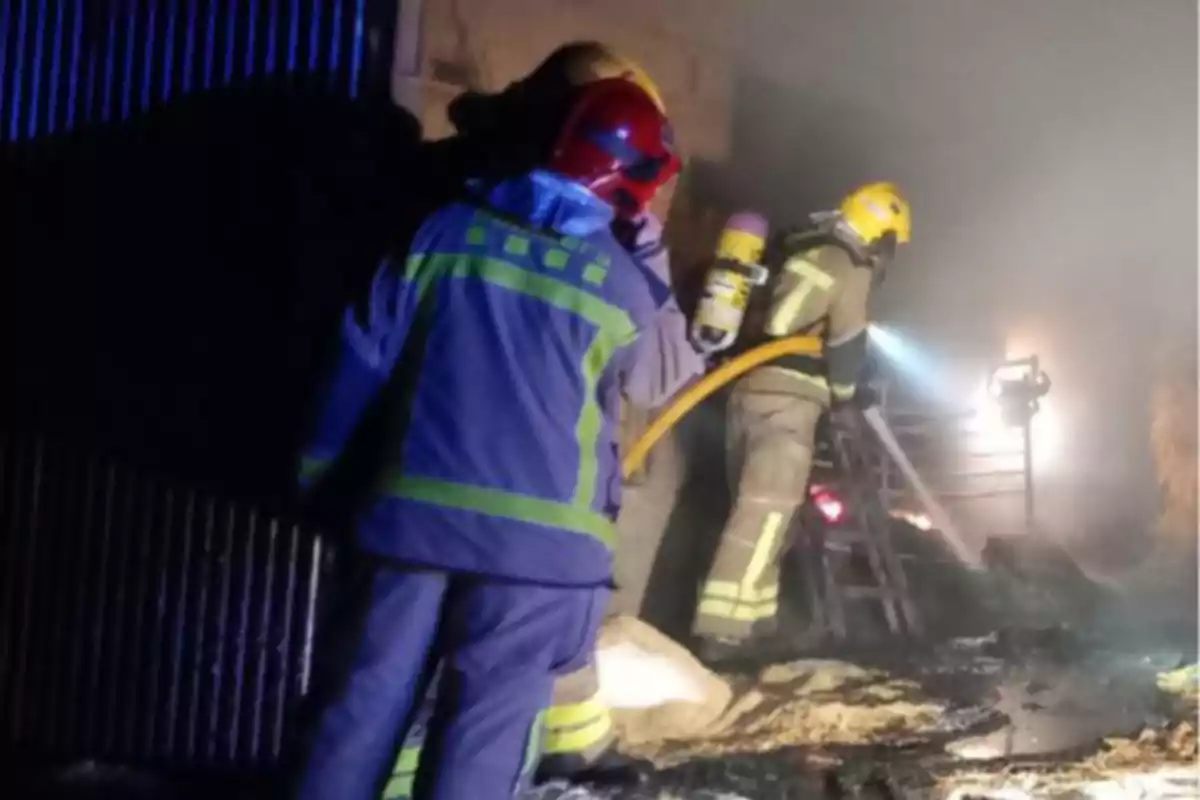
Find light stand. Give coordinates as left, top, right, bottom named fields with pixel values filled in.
left=988, top=356, right=1052, bottom=534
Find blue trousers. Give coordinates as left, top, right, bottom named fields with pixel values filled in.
left=294, top=564, right=607, bottom=800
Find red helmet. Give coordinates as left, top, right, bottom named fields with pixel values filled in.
left=549, top=78, right=682, bottom=219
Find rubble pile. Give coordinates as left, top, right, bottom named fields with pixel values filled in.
left=595, top=617, right=975, bottom=768
left=538, top=617, right=1197, bottom=800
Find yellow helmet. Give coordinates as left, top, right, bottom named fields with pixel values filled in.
left=839, top=182, right=911, bottom=245
left=541, top=42, right=667, bottom=113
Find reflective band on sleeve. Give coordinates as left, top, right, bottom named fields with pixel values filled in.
left=573, top=330, right=622, bottom=509
left=386, top=474, right=617, bottom=549
left=766, top=257, right=835, bottom=336
left=543, top=700, right=614, bottom=755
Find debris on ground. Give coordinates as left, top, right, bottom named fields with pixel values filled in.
left=933, top=724, right=1199, bottom=800
left=630, top=659, right=950, bottom=767
left=929, top=661, right=1199, bottom=800
left=544, top=624, right=1196, bottom=799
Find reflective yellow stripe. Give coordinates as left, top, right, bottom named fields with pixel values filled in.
left=543, top=700, right=614, bottom=755
left=832, top=382, right=856, bottom=400
left=401, top=247, right=635, bottom=541
left=504, top=234, right=531, bottom=256
left=785, top=257, right=835, bottom=285
left=408, top=253, right=636, bottom=344
left=699, top=512, right=785, bottom=624
left=545, top=698, right=608, bottom=729
left=547, top=705, right=619, bottom=758
left=392, top=745, right=421, bottom=773
left=382, top=774, right=413, bottom=799
left=743, top=510, right=783, bottom=595
left=386, top=715, right=547, bottom=798
left=701, top=579, right=779, bottom=602
left=582, top=261, right=609, bottom=286
left=383, top=745, right=423, bottom=799
left=522, top=710, right=547, bottom=776
left=386, top=474, right=616, bottom=549
left=573, top=329, right=621, bottom=509
left=697, top=597, right=779, bottom=622
left=766, top=257, right=834, bottom=336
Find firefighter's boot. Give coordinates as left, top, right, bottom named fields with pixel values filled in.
left=695, top=625, right=819, bottom=669
left=693, top=635, right=750, bottom=668
left=534, top=745, right=653, bottom=789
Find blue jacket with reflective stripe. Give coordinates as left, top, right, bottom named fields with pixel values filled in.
left=300, top=170, right=671, bottom=585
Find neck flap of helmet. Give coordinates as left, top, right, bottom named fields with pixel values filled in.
left=803, top=211, right=888, bottom=269
left=477, top=169, right=615, bottom=239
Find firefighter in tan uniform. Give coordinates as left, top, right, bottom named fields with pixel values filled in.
left=691, top=182, right=912, bottom=664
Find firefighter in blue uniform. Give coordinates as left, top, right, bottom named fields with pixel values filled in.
left=374, top=44, right=703, bottom=799
left=292, top=78, right=682, bottom=800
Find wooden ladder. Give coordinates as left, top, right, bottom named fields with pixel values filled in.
left=811, top=412, right=922, bottom=642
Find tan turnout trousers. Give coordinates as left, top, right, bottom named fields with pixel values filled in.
left=690, top=233, right=873, bottom=642
left=691, top=382, right=824, bottom=640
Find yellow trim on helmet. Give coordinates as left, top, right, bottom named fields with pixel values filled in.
left=571, top=46, right=667, bottom=114
left=616, top=59, right=667, bottom=114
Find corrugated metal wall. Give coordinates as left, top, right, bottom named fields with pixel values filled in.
left=0, top=0, right=390, bottom=145
left=0, top=0, right=405, bottom=772
left=0, top=433, right=327, bottom=767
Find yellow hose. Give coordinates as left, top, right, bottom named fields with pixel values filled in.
left=621, top=336, right=823, bottom=478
